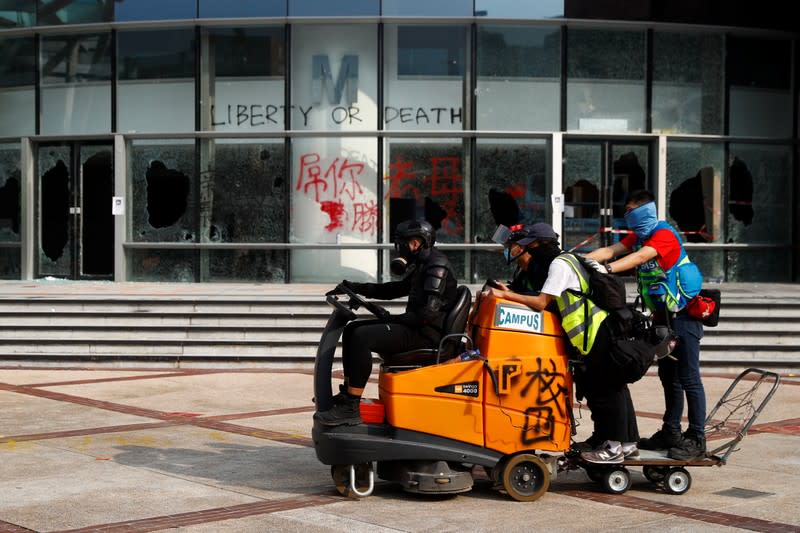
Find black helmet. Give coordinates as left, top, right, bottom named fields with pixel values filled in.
left=394, top=219, right=435, bottom=250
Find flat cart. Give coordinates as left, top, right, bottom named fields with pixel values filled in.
left=562, top=367, right=781, bottom=494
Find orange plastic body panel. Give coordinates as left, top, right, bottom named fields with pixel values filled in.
left=380, top=361, right=485, bottom=446
left=377, top=293, right=573, bottom=456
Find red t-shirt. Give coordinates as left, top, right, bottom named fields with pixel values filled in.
left=620, top=228, right=681, bottom=271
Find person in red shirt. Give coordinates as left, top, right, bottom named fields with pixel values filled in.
left=585, top=189, right=707, bottom=460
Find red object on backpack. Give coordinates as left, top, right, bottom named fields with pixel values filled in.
left=686, top=294, right=716, bottom=321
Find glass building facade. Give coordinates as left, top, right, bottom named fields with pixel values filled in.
left=0, top=1, right=797, bottom=284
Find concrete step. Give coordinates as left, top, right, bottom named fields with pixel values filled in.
left=0, top=281, right=798, bottom=367
left=0, top=340, right=321, bottom=356
left=0, top=326, right=325, bottom=342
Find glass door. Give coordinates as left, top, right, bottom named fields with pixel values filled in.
left=562, top=139, right=654, bottom=252
left=37, top=142, right=114, bottom=280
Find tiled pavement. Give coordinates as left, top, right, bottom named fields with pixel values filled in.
left=1, top=366, right=798, bottom=533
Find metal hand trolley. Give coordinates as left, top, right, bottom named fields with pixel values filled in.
left=561, top=368, right=781, bottom=495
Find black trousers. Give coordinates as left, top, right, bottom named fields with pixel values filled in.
left=341, top=318, right=439, bottom=389
left=573, top=321, right=640, bottom=443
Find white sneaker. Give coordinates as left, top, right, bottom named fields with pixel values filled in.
left=622, top=442, right=639, bottom=458
left=581, top=440, right=624, bottom=464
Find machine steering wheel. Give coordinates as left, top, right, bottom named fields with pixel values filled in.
left=326, top=282, right=390, bottom=320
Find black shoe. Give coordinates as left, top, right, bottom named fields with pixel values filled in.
left=668, top=430, right=707, bottom=460
left=638, top=425, right=682, bottom=450
left=332, top=383, right=348, bottom=405
left=314, top=396, right=362, bottom=427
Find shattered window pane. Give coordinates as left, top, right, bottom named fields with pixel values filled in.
left=652, top=32, right=723, bottom=135
left=129, top=248, right=195, bottom=283
left=725, top=143, right=792, bottom=282
left=129, top=140, right=196, bottom=243
left=567, top=28, right=646, bottom=132
left=0, top=143, right=21, bottom=242
left=207, top=250, right=285, bottom=283
left=473, top=139, right=548, bottom=284
left=0, top=143, right=21, bottom=279
left=384, top=139, right=466, bottom=281
left=666, top=140, right=792, bottom=282
left=36, top=144, right=72, bottom=276
left=201, top=140, right=287, bottom=282
left=203, top=141, right=286, bottom=243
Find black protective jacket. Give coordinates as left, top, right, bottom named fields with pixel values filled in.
left=351, top=248, right=458, bottom=338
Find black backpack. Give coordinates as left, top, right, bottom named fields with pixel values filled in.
left=562, top=253, right=628, bottom=312
left=561, top=254, right=673, bottom=379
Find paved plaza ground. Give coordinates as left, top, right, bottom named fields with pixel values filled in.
left=1, top=364, right=798, bottom=532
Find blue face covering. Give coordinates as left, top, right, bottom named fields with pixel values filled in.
left=503, top=245, right=526, bottom=264
left=624, top=201, right=658, bottom=239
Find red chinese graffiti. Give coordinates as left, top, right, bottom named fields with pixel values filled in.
left=296, top=152, right=375, bottom=234
left=385, top=154, right=464, bottom=235
left=319, top=200, right=347, bottom=232
left=385, top=155, right=421, bottom=201
left=353, top=200, right=378, bottom=233
left=429, top=156, right=464, bottom=235
left=295, top=152, right=466, bottom=236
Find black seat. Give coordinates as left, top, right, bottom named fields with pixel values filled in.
left=380, top=285, right=473, bottom=369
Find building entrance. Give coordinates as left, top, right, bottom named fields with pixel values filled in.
left=36, top=142, right=114, bottom=280
left=562, top=139, right=654, bottom=253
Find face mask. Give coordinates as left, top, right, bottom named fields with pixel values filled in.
left=624, top=201, right=658, bottom=239
left=504, top=245, right=525, bottom=264
left=391, top=239, right=420, bottom=275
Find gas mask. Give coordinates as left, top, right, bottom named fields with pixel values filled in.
left=390, top=239, right=417, bottom=275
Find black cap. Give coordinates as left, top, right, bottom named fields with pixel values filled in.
left=508, top=222, right=559, bottom=245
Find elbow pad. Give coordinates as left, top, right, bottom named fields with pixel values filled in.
left=423, top=265, right=448, bottom=297
left=422, top=265, right=450, bottom=318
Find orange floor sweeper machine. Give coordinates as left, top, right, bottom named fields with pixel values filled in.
left=312, top=281, right=574, bottom=501
left=311, top=282, right=780, bottom=501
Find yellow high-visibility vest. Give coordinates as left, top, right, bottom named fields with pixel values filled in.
left=555, top=254, right=609, bottom=356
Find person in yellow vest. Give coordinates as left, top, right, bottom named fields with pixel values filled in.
left=487, top=222, right=639, bottom=463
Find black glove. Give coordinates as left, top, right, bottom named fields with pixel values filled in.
left=325, top=280, right=350, bottom=296
left=325, top=286, right=344, bottom=296
left=344, top=280, right=368, bottom=294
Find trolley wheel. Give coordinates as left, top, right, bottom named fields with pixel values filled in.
left=501, top=454, right=551, bottom=502
left=602, top=467, right=631, bottom=494
left=643, top=465, right=668, bottom=483
left=331, top=463, right=373, bottom=498
left=664, top=467, right=692, bottom=495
